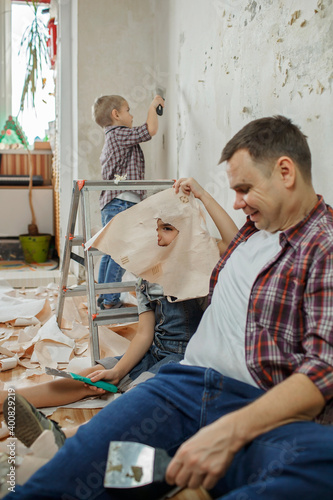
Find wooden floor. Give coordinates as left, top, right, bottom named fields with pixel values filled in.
left=0, top=288, right=212, bottom=500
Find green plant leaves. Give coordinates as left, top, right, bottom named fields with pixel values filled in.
left=19, top=0, right=49, bottom=111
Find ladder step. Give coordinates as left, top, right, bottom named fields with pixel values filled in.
left=70, top=252, right=85, bottom=266
left=87, top=248, right=106, bottom=256
left=60, top=281, right=137, bottom=297
left=92, top=307, right=139, bottom=325
left=69, top=241, right=115, bottom=257
left=68, top=236, right=84, bottom=246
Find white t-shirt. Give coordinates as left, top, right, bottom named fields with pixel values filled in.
left=116, top=192, right=141, bottom=203
left=181, top=230, right=281, bottom=387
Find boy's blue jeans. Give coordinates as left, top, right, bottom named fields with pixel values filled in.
left=9, top=364, right=333, bottom=500
left=98, top=198, right=136, bottom=306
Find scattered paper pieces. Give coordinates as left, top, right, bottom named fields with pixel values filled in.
left=0, top=430, right=59, bottom=488
left=0, top=295, right=46, bottom=323
left=35, top=299, right=52, bottom=325
left=98, top=326, right=131, bottom=360
left=0, top=356, right=18, bottom=371
left=0, top=280, right=14, bottom=295
left=0, top=421, right=9, bottom=440
left=66, top=356, right=92, bottom=373
left=12, top=317, right=40, bottom=327
left=21, top=367, right=47, bottom=378
left=63, top=322, right=89, bottom=340
left=0, top=346, right=16, bottom=357
left=74, top=343, right=88, bottom=356
left=30, top=316, right=75, bottom=365
left=60, top=317, right=73, bottom=330
left=16, top=359, right=42, bottom=370
left=40, top=392, right=121, bottom=413
left=0, top=275, right=137, bottom=473
left=0, top=284, right=91, bottom=380
left=32, top=315, right=75, bottom=347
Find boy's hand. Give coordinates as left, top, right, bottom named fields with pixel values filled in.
left=147, top=96, right=164, bottom=135
left=151, top=95, right=165, bottom=111
left=85, top=368, right=121, bottom=387
left=174, top=177, right=205, bottom=200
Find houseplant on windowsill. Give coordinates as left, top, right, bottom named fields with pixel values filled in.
left=17, top=0, right=52, bottom=263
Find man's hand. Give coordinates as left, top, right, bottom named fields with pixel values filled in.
left=166, top=373, right=326, bottom=491
left=165, top=415, right=241, bottom=490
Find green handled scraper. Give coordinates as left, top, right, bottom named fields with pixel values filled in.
left=45, top=366, right=118, bottom=393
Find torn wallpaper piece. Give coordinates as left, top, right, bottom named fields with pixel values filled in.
left=0, top=356, right=18, bottom=371
left=0, top=280, right=14, bottom=295
left=13, top=317, right=40, bottom=327
left=97, top=326, right=131, bottom=360
left=86, top=188, right=219, bottom=300
left=0, top=328, right=36, bottom=358
left=0, top=294, right=45, bottom=323
left=30, top=315, right=75, bottom=365
left=0, top=430, right=58, bottom=489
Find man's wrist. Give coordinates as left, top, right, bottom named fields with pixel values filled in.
left=218, top=410, right=256, bottom=452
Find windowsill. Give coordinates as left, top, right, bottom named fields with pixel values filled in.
left=0, top=149, right=53, bottom=155
left=0, top=185, right=53, bottom=189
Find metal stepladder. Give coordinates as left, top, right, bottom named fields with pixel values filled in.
left=56, top=179, right=174, bottom=364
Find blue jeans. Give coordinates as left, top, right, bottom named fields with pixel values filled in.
left=137, top=280, right=204, bottom=356
left=98, top=351, right=183, bottom=392
left=127, top=350, right=183, bottom=379
left=98, top=199, right=136, bottom=306
left=9, top=364, right=333, bottom=500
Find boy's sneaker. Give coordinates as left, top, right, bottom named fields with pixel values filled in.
left=100, top=301, right=123, bottom=310
left=3, top=394, right=66, bottom=449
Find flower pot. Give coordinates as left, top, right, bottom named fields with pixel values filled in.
left=19, top=234, right=51, bottom=263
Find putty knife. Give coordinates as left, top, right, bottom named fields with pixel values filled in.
left=45, top=366, right=118, bottom=393
left=104, top=441, right=172, bottom=489
left=156, top=87, right=166, bottom=116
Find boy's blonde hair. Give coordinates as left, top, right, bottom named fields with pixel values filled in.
left=92, top=95, right=126, bottom=128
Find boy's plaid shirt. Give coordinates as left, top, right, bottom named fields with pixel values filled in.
left=209, top=196, right=333, bottom=424
left=99, top=124, right=151, bottom=210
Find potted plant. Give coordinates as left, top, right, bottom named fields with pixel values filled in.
left=17, top=0, right=52, bottom=263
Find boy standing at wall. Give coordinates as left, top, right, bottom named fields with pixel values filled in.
left=92, top=94, right=165, bottom=309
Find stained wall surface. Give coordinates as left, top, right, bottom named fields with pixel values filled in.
left=73, top=0, right=333, bottom=236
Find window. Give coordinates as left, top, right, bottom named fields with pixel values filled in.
left=11, top=1, right=55, bottom=145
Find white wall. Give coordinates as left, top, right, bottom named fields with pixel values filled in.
left=155, top=0, right=333, bottom=234
left=75, top=0, right=159, bottom=231
left=59, top=0, right=333, bottom=246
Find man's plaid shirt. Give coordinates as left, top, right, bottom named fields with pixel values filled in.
left=209, top=196, right=333, bottom=424
left=99, top=124, right=151, bottom=210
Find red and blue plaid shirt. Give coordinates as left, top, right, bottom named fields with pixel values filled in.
left=209, top=196, right=333, bottom=424
left=99, top=123, right=151, bottom=210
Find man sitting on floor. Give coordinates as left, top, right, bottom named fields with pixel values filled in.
left=5, top=115, right=333, bottom=500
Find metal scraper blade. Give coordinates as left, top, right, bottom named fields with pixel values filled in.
left=104, top=441, right=155, bottom=488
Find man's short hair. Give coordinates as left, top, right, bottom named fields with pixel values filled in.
left=92, top=95, right=126, bottom=128
left=220, top=115, right=312, bottom=181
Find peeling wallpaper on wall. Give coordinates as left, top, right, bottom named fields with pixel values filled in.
left=221, top=1, right=332, bottom=106
left=160, top=0, right=333, bottom=232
